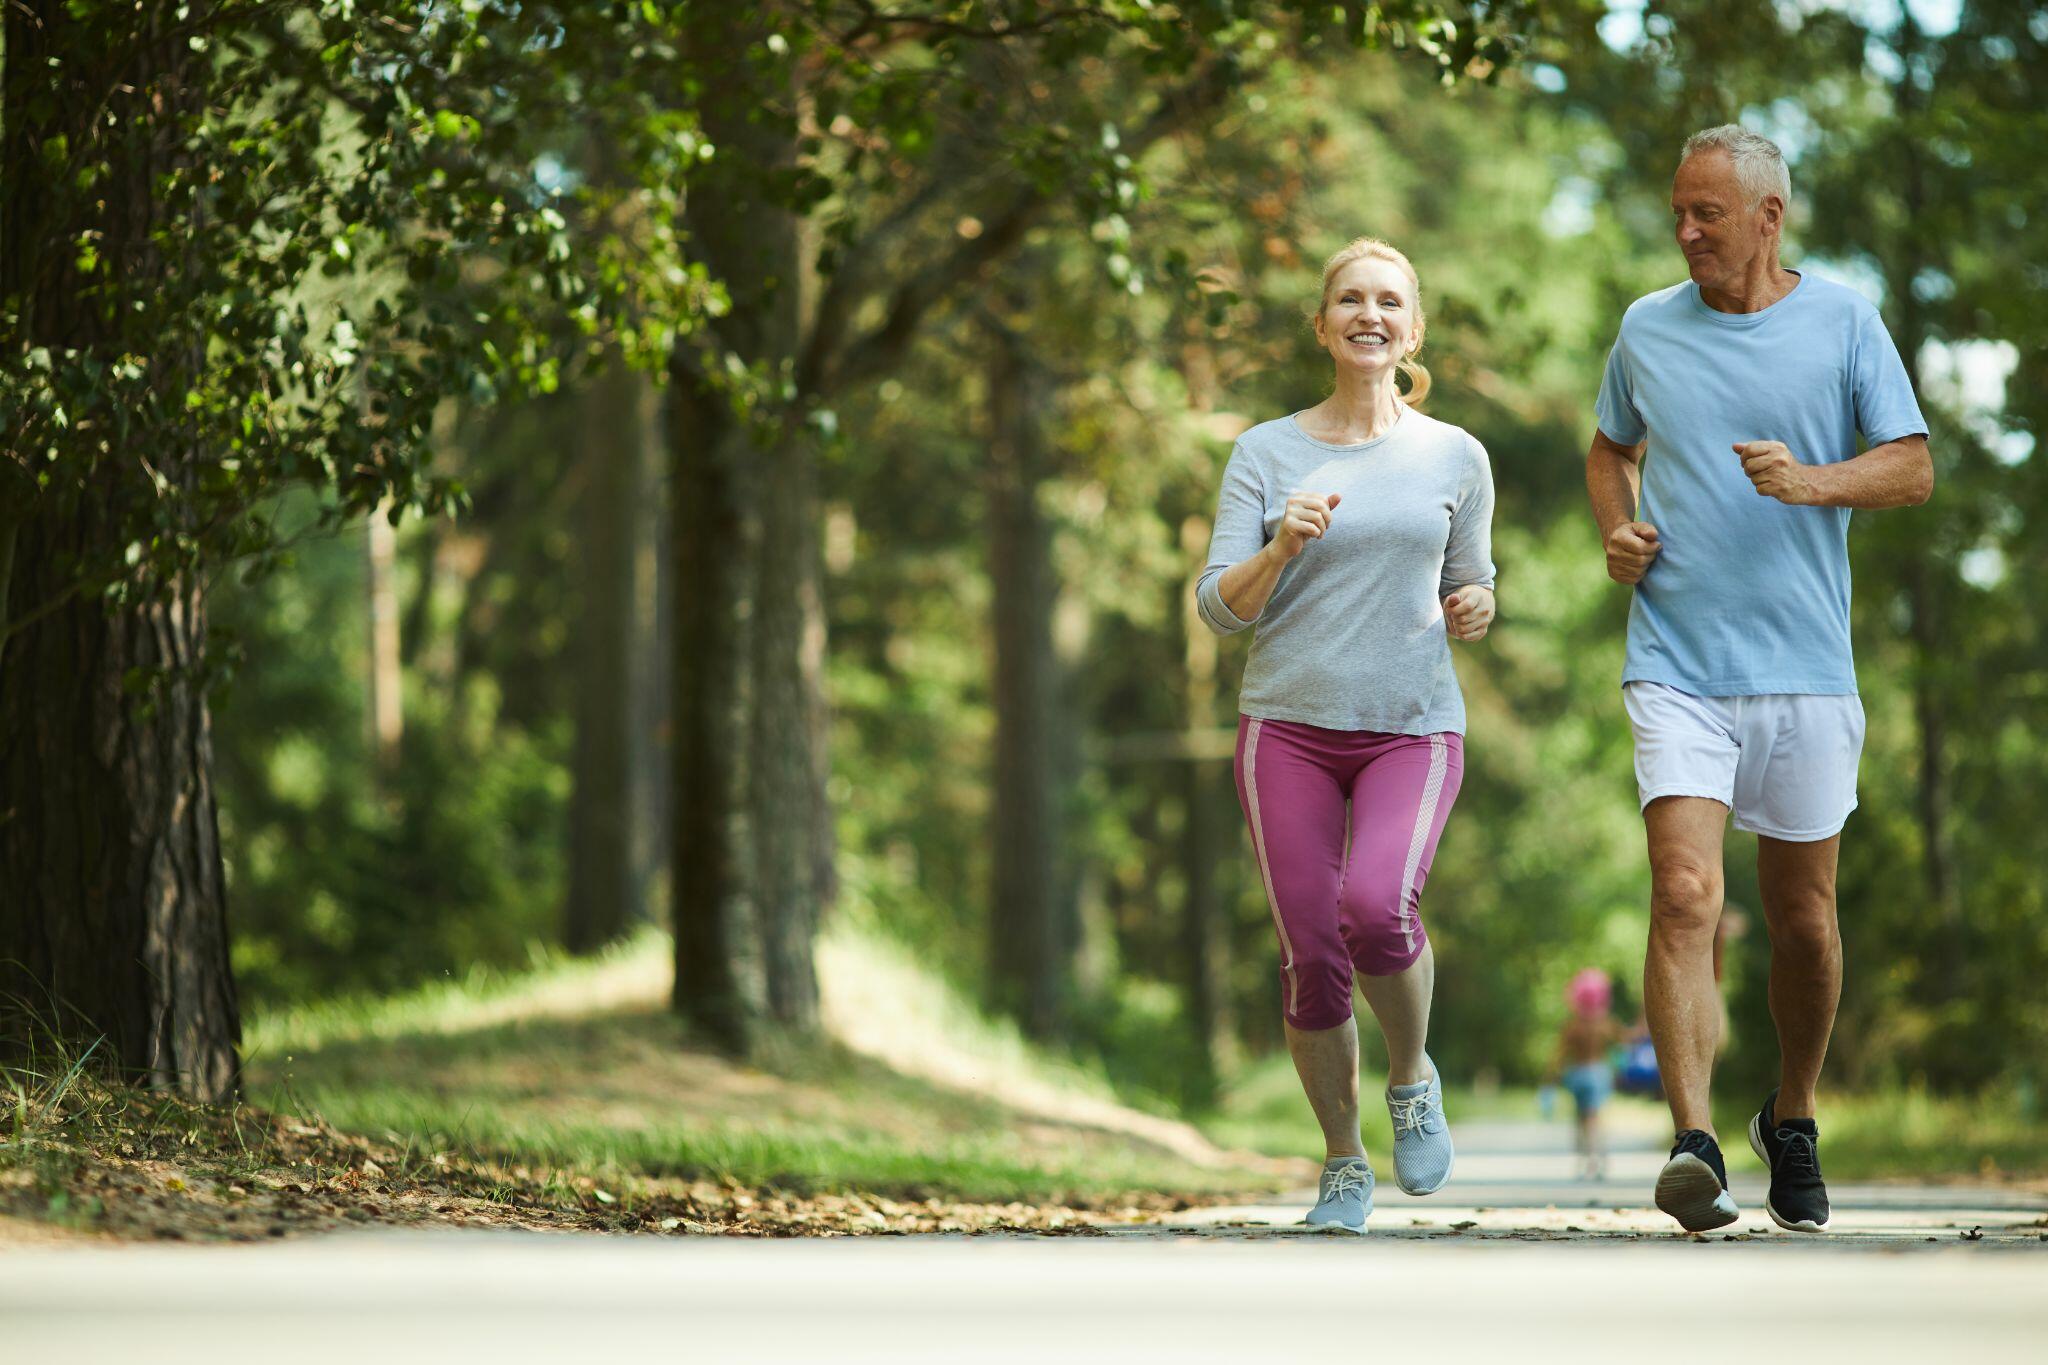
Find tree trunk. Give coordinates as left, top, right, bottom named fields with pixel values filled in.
left=669, top=18, right=827, bottom=1042
left=669, top=372, right=758, bottom=1049
left=984, top=320, right=1071, bottom=1040
left=0, top=521, right=241, bottom=1100
left=1885, top=12, right=1961, bottom=937
left=629, top=374, right=671, bottom=938
left=1179, top=515, right=1230, bottom=1092
left=749, top=426, right=829, bottom=1028
left=0, top=3, right=239, bottom=1099
left=566, top=361, right=645, bottom=954
left=365, top=502, right=404, bottom=775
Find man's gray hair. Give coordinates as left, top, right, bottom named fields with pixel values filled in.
left=1681, top=125, right=1791, bottom=210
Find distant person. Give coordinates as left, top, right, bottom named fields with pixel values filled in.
left=1196, top=236, right=1496, bottom=1233
left=1611, top=1014, right=1662, bottom=1101
left=1585, top=125, right=1932, bottom=1234
left=1547, top=969, right=1626, bottom=1181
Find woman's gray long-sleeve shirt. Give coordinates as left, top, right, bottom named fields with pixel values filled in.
left=1195, top=408, right=1496, bottom=736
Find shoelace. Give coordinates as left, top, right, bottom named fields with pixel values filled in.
left=1388, top=1091, right=1438, bottom=1137
left=1673, top=1130, right=1716, bottom=1160
left=1321, top=1163, right=1371, bottom=1202
left=1775, top=1126, right=1821, bottom=1174
left=1671, top=1131, right=1725, bottom=1183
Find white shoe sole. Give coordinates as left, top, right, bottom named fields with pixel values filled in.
left=1303, top=1217, right=1370, bottom=1235
left=1654, top=1152, right=1740, bottom=1232
left=1747, top=1112, right=1831, bottom=1233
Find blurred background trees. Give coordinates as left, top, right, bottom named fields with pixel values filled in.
left=5, top=1, right=2041, bottom=1116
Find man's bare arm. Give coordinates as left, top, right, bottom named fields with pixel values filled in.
left=1586, top=430, right=1660, bottom=585
left=1735, top=434, right=1933, bottom=510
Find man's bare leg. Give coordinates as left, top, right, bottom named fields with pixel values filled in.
left=1755, top=833, right=1843, bottom=1121
left=1643, top=797, right=1729, bottom=1135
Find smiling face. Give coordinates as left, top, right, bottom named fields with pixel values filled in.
left=1671, top=148, right=1780, bottom=292
left=1313, top=256, right=1420, bottom=381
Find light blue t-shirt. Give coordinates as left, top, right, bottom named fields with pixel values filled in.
left=1595, top=271, right=1927, bottom=696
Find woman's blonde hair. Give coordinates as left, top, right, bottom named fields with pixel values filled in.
left=1314, top=237, right=1431, bottom=407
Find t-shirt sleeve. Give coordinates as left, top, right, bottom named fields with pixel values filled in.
left=1593, top=330, right=1647, bottom=446
left=1194, top=442, right=1268, bottom=636
left=1851, top=308, right=1929, bottom=447
left=1440, top=436, right=1497, bottom=599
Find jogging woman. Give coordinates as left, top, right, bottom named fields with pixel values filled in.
left=1195, top=237, right=1496, bottom=1233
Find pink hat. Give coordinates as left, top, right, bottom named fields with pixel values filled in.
left=1567, top=968, right=1612, bottom=1018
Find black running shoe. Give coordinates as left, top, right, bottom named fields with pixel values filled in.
left=1748, top=1088, right=1830, bottom=1233
left=1654, top=1128, right=1740, bottom=1231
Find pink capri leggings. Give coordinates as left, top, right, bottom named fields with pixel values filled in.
left=1232, top=715, right=1464, bottom=1031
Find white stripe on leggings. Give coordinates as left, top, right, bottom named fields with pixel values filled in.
left=1397, top=733, right=1449, bottom=956
left=1243, top=719, right=1300, bottom=1018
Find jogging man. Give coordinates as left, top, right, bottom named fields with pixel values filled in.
left=1585, top=125, right=1932, bottom=1233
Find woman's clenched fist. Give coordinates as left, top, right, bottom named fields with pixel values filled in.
left=1271, top=490, right=1342, bottom=561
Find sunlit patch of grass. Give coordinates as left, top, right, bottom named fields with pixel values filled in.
left=242, top=930, right=670, bottom=1059
left=817, top=919, right=1131, bottom=1113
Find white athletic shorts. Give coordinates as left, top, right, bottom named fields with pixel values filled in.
left=1622, top=681, right=1865, bottom=842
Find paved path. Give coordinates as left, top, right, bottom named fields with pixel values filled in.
left=1163, top=1116, right=2048, bottom=1242
left=6, top=1120, right=2042, bottom=1363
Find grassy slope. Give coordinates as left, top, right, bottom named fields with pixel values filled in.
left=238, top=927, right=1291, bottom=1207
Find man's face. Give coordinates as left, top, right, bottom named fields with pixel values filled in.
left=1670, top=150, right=1776, bottom=291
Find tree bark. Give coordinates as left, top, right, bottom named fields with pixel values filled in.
left=0, top=518, right=241, bottom=1100
left=984, top=319, right=1072, bottom=1040
left=566, top=361, right=646, bottom=954
left=669, top=18, right=825, bottom=1042
left=669, top=369, right=758, bottom=1049
left=0, top=3, right=240, bottom=1098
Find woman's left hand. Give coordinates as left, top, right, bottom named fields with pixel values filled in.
left=1443, top=585, right=1494, bottom=642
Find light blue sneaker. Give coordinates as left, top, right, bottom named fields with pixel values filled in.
left=1386, top=1054, right=1454, bottom=1195
left=1303, top=1156, right=1373, bottom=1234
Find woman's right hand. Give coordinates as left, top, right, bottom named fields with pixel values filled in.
left=1270, top=490, right=1342, bottom=562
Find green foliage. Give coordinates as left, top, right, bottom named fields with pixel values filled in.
left=211, top=494, right=567, bottom=1005
left=2, top=1, right=707, bottom=620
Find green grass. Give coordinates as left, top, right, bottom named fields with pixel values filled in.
left=282, top=1081, right=1250, bottom=1205
left=242, top=929, right=672, bottom=1058
left=239, top=925, right=1285, bottom=1208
